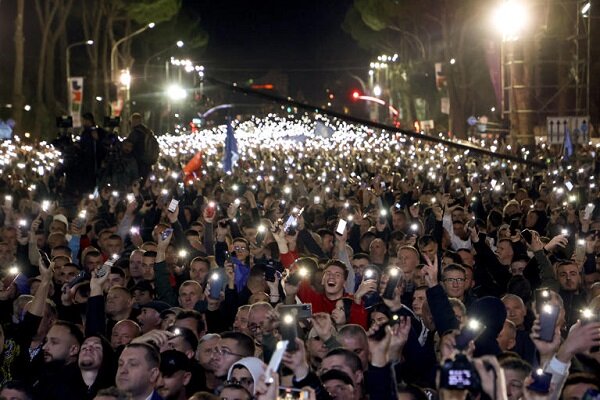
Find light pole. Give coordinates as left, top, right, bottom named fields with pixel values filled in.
left=110, top=22, right=155, bottom=84
left=492, top=0, right=531, bottom=145
left=66, top=40, right=93, bottom=104
left=110, top=22, right=155, bottom=124
left=143, top=40, right=184, bottom=82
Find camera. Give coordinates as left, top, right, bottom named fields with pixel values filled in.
left=56, top=115, right=73, bottom=128
left=103, top=116, right=120, bottom=128
left=439, top=353, right=481, bottom=391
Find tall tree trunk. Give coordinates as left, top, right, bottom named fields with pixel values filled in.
left=12, top=0, right=25, bottom=135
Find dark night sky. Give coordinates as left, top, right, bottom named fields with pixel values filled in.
left=183, top=0, right=370, bottom=102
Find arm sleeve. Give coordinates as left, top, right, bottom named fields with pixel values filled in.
left=203, top=222, right=215, bottom=256
left=426, top=284, right=459, bottom=334
left=366, top=363, right=398, bottom=400
left=85, top=295, right=106, bottom=337
left=297, top=229, right=326, bottom=259
left=292, top=371, right=333, bottom=400
left=535, top=249, right=560, bottom=291
left=583, top=253, right=597, bottom=275
left=336, top=245, right=355, bottom=294
left=153, top=261, right=179, bottom=306
left=215, top=241, right=229, bottom=267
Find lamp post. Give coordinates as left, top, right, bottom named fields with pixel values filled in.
left=492, top=0, right=531, bottom=146
left=66, top=40, right=93, bottom=105
left=143, top=40, right=184, bottom=82
left=110, top=22, right=155, bottom=124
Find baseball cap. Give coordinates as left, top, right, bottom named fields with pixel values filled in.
left=160, top=350, right=191, bottom=376
left=53, top=214, right=69, bottom=230
left=130, top=280, right=155, bottom=295
left=140, top=300, right=171, bottom=314
left=320, top=369, right=354, bottom=387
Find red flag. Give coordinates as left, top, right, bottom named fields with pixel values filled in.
left=183, top=151, right=203, bottom=185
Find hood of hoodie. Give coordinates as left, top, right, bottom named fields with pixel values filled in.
left=226, top=357, right=266, bottom=394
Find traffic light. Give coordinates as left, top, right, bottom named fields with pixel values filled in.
left=351, top=89, right=361, bottom=100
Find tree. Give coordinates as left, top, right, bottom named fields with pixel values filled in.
left=12, top=0, right=25, bottom=134
left=343, top=0, right=497, bottom=138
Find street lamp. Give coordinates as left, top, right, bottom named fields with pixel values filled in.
left=110, top=22, right=155, bottom=84
left=166, top=84, right=186, bottom=101
left=373, top=85, right=382, bottom=97
left=110, top=22, right=154, bottom=126
left=143, top=41, right=184, bottom=82
left=492, top=0, right=528, bottom=41
left=66, top=40, right=93, bottom=100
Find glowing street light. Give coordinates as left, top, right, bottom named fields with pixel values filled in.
left=492, top=0, right=529, bottom=41
left=119, top=69, right=131, bottom=88
left=581, top=2, right=590, bottom=15
left=176, top=40, right=184, bottom=48
left=167, top=84, right=187, bottom=101
left=373, top=85, right=382, bottom=97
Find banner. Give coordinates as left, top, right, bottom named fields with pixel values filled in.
left=68, top=77, right=84, bottom=128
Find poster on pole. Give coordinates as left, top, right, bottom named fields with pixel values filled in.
left=68, top=77, right=84, bottom=128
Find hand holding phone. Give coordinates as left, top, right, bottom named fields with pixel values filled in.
left=168, top=199, right=179, bottom=213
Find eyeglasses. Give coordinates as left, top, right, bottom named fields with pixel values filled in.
left=247, top=323, right=262, bottom=333
left=227, top=377, right=253, bottom=387
left=443, top=278, right=465, bottom=284
left=211, top=347, right=245, bottom=358
left=234, top=246, right=248, bottom=252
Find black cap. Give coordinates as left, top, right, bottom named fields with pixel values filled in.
left=130, top=280, right=155, bottom=295
left=320, top=370, right=354, bottom=387
left=140, top=300, right=171, bottom=314
left=160, top=350, right=191, bottom=376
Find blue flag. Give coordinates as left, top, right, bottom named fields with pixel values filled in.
left=563, top=126, right=574, bottom=160
left=223, top=118, right=239, bottom=173
left=314, top=121, right=334, bottom=138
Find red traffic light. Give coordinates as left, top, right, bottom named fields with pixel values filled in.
left=351, top=90, right=361, bottom=100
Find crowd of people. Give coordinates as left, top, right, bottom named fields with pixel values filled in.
left=0, top=112, right=599, bottom=400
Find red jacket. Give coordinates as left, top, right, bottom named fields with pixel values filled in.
left=297, top=280, right=368, bottom=328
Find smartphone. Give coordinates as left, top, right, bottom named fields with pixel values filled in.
left=362, top=267, right=380, bottom=283
left=526, top=369, right=552, bottom=394
left=565, top=181, right=574, bottom=191
left=38, top=250, right=51, bottom=268
left=535, top=288, right=551, bottom=315
left=509, top=219, right=520, bottom=235
left=283, top=214, right=300, bottom=235
left=538, top=303, right=559, bottom=342
left=18, top=219, right=28, bottom=236
left=208, top=269, right=225, bottom=299
left=96, top=258, right=115, bottom=279
left=584, top=203, right=596, bottom=220
left=168, top=199, right=179, bottom=213
left=67, top=270, right=88, bottom=288
left=265, top=340, right=288, bottom=383
left=378, top=209, right=387, bottom=225
left=455, top=319, right=486, bottom=350
left=335, top=219, right=347, bottom=236
left=370, top=321, right=390, bottom=341
left=490, top=179, right=497, bottom=188
left=521, top=229, right=533, bottom=244
left=264, top=265, right=276, bottom=282
left=161, top=228, right=173, bottom=241
left=581, top=308, right=600, bottom=352
left=278, top=304, right=312, bottom=320
left=382, top=268, right=402, bottom=300
left=279, top=313, right=298, bottom=351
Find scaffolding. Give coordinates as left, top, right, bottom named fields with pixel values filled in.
left=501, top=0, right=591, bottom=143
